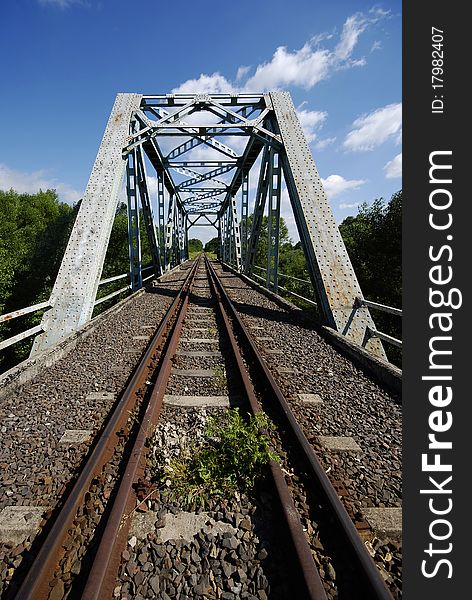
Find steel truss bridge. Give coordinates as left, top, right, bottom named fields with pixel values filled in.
left=2, top=91, right=396, bottom=360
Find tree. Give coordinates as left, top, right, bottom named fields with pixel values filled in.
left=339, top=190, right=401, bottom=308
left=0, top=194, right=154, bottom=371
left=245, top=215, right=290, bottom=268
left=339, top=190, right=402, bottom=365
left=188, top=238, right=203, bottom=255
left=0, top=189, right=77, bottom=369
left=204, top=237, right=219, bottom=255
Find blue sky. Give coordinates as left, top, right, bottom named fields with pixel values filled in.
left=0, top=0, right=401, bottom=243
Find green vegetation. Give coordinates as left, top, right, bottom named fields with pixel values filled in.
left=188, top=238, right=203, bottom=258
left=0, top=192, right=151, bottom=372
left=158, top=409, right=278, bottom=508
left=339, top=191, right=402, bottom=365
left=212, top=365, right=227, bottom=388
left=0, top=189, right=77, bottom=369
left=0, top=186, right=401, bottom=371
left=204, top=236, right=218, bottom=258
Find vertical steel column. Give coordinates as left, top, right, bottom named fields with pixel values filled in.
left=172, top=202, right=180, bottom=267
left=245, top=146, right=271, bottom=274
left=224, top=209, right=230, bottom=264
left=165, top=195, right=175, bottom=271
left=221, top=210, right=227, bottom=263
left=126, top=150, right=143, bottom=290
left=240, top=170, right=249, bottom=265
left=183, top=215, right=189, bottom=260
left=231, top=196, right=242, bottom=271
left=266, top=151, right=281, bottom=292
left=178, top=207, right=186, bottom=263
left=136, top=147, right=162, bottom=277
left=226, top=209, right=234, bottom=265
left=226, top=208, right=232, bottom=265
left=157, top=173, right=166, bottom=269
left=217, top=218, right=223, bottom=260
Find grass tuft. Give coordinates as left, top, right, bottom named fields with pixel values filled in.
left=156, top=408, right=277, bottom=508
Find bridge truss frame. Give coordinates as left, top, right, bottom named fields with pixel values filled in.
left=31, top=91, right=385, bottom=359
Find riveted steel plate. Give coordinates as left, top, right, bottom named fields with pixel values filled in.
left=270, top=91, right=385, bottom=358
left=32, top=93, right=142, bottom=354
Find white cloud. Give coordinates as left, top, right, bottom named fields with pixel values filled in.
left=343, top=103, right=402, bottom=152
left=384, top=152, right=402, bottom=179
left=339, top=201, right=361, bottom=209
left=315, top=137, right=337, bottom=150
left=172, top=73, right=235, bottom=94
left=243, top=43, right=332, bottom=91
left=334, top=13, right=368, bottom=62
left=0, top=163, right=81, bottom=204
left=236, top=66, right=251, bottom=81
left=173, top=10, right=388, bottom=95
left=146, top=175, right=158, bottom=197
left=321, top=174, right=366, bottom=199
left=296, top=109, right=327, bottom=143
left=371, top=40, right=382, bottom=52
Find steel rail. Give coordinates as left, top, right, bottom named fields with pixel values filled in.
left=81, top=257, right=200, bottom=599
left=205, top=256, right=327, bottom=600
left=13, top=261, right=199, bottom=600
left=207, top=259, right=394, bottom=600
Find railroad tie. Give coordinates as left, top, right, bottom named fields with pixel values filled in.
left=163, top=395, right=231, bottom=407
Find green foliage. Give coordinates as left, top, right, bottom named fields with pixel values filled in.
left=247, top=215, right=290, bottom=268
left=0, top=193, right=154, bottom=371
left=0, top=189, right=76, bottom=313
left=188, top=238, right=203, bottom=252
left=339, top=190, right=402, bottom=364
left=188, top=238, right=203, bottom=258
left=0, top=189, right=77, bottom=369
left=204, top=237, right=219, bottom=256
left=159, top=409, right=278, bottom=508
left=339, top=191, right=401, bottom=307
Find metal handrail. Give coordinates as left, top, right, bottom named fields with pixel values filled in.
left=0, top=302, right=51, bottom=352
left=356, top=297, right=402, bottom=317
left=0, top=301, right=51, bottom=324
left=0, top=324, right=44, bottom=352
left=94, top=285, right=131, bottom=307
left=251, top=273, right=317, bottom=307
left=248, top=267, right=402, bottom=350
left=366, top=327, right=402, bottom=348
left=253, top=265, right=311, bottom=285
left=1, top=266, right=158, bottom=355
left=99, top=273, right=128, bottom=286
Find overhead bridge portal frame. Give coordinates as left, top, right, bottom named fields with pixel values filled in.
left=31, top=92, right=385, bottom=359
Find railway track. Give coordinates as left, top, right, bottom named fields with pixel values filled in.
left=2, top=255, right=400, bottom=599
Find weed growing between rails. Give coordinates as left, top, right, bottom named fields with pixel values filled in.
left=149, top=408, right=278, bottom=509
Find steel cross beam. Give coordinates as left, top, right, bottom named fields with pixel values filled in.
left=31, top=90, right=386, bottom=363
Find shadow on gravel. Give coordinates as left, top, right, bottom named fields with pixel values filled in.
left=144, top=286, right=181, bottom=299
left=230, top=299, right=317, bottom=330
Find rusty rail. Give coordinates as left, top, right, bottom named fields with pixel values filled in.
left=205, top=257, right=327, bottom=599
left=81, top=258, right=199, bottom=599
left=13, top=260, right=199, bottom=600
left=207, top=257, right=393, bottom=600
